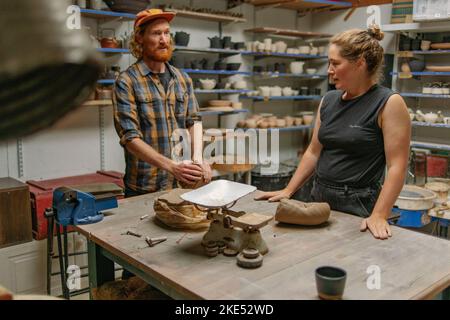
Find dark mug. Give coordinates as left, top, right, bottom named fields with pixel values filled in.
left=253, top=66, right=263, bottom=73
left=313, top=88, right=321, bottom=96
left=191, top=60, right=201, bottom=70
left=315, top=266, right=347, bottom=300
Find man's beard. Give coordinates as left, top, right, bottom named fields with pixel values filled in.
left=145, top=45, right=173, bottom=62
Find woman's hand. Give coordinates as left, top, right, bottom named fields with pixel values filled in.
left=360, top=214, right=392, bottom=240
left=254, top=188, right=293, bottom=202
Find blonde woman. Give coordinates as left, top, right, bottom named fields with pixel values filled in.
left=256, top=26, right=411, bottom=240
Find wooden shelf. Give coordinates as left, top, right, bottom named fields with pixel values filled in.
left=412, top=121, right=450, bottom=128
left=244, top=27, right=332, bottom=38
left=253, top=72, right=327, bottom=78
left=97, top=48, right=130, bottom=54
left=163, top=7, right=246, bottom=23
left=241, top=95, right=322, bottom=101
left=260, top=125, right=313, bottom=131
left=411, top=141, right=450, bottom=152
left=382, top=21, right=450, bottom=33
left=391, top=72, right=450, bottom=77
left=401, top=93, right=450, bottom=99
left=194, top=89, right=252, bottom=94
left=80, top=8, right=135, bottom=20
left=83, top=100, right=113, bottom=106
left=197, top=109, right=249, bottom=116
left=182, top=69, right=252, bottom=76
left=241, top=51, right=327, bottom=59
left=247, top=0, right=352, bottom=12
left=174, top=46, right=241, bottom=55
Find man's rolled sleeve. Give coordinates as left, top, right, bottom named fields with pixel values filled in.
left=184, top=75, right=199, bottom=128
left=113, top=76, right=143, bottom=146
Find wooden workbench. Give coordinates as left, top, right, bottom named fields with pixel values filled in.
left=75, top=191, right=450, bottom=300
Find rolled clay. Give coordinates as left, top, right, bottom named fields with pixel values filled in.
left=275, top=198, right=330, bottom=225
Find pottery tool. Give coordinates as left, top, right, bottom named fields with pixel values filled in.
left=180, top=180, right=272, bottom=256
left=145, top=236, right=167, bottom=247
left=122, top=230, right=142, bottom=237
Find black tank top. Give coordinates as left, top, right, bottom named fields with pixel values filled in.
left=316, top=84, right=396, bottom=187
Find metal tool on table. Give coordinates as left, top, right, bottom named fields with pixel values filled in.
left=45, top=186, right=118, bottom=299
left=180, top=180, right=272, bottom=255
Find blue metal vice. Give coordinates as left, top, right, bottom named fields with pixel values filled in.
left=52, top=187, right=118, bottom=226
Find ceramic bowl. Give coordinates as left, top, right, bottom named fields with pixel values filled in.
left=315, top=266, right=347, bottom=300
left=306, top=68, right=317, bottom=75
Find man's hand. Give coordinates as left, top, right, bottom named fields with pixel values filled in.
left=197, top=162, right=212, bottom=184
left=170, top=161, right=203, bottom=186
left=360, top=214, right=392, bottom=240
left=254, top=188, right=293, bottom=202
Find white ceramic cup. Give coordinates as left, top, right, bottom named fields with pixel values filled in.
left=421, top=40, right=431, bottom=51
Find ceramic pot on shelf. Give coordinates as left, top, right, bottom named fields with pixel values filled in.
left=175, top=31, right=190, bottom=46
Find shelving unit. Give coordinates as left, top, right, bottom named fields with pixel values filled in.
left=194, top=89, right=252, bottom=94
left=97, top=48, right=130, bottom=54
left=181, top=69, right=252, bottom=76
left=162, top=7, right=246, bottom=23
left=401, top=93, right=450, bottom=99
left=174, top=46, right=241, bottom=56
left=241, top=51, right=327, bottom=59
left=412, top=122, right=450, bottom=128
left=257, top=125, right=313, bottom=132
left=197, top=109, right=249, bottom=116
left=253, top=72, right=327, bottom=78
left=409, top=50, right=450, bottom=55
left=82, top=100, right=113, bottom=106
left=80, top=8, right=135, bottom=20
left=83, top=4, right=326, bottom=172
left=411, top=141, right=450, bottom=152
left=242, top=95, right=322, bottom=101
left=382, top=21, right=450, bottom=33
left=391, top=72, right=450, bottom=77
left=387, top=22, right=450, bottom=156
left=244, top=27, right=332, bottom=39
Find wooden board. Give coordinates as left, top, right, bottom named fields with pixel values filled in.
left=426, top=66, right=450, bottom=72
left=0, top=178, right=32, bottom=248
left=245, top=27, right=332, bottom=38
left=76, top=191, right=450, bottom=300
left=163, top=8, right=246, bottom=23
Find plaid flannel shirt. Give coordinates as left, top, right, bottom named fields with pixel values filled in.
left=113, top=60, right=199, bottom=193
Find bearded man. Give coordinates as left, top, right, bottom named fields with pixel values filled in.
left=113, top=9, right=211, bottom=198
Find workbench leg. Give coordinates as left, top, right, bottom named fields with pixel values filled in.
left=245, top=170, right=251, bottom=185
left=87, top=240, right=115, bottom=300
left=442, top=286, right=450, bottom=300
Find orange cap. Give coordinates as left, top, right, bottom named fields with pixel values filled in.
left=134, top=8, right=176, bottom=30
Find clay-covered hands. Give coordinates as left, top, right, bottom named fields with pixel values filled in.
left=196, top=161, right=212, bottom=184
left=360, top=214, right=392, bottom=240
left=170, top=160, right=212, bottom=187
left=254, top=188, right=293, bottom=202
left=170, top=160, right=204, bottom=186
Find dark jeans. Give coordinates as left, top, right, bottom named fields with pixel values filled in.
left=310, top=177, right=381, bottom=218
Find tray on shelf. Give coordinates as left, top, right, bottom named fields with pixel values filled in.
left=430, top=43, right=450, bottom=50
left=426, top=66, right=450, bottom=72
